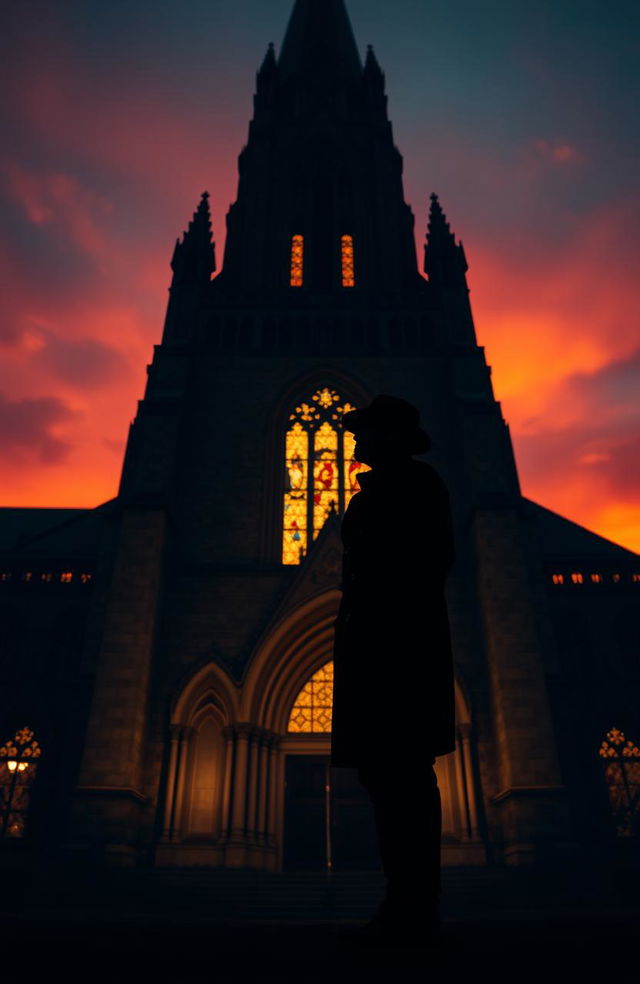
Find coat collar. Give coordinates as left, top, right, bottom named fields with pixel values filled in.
left=357, top=458, right=418, bottom=491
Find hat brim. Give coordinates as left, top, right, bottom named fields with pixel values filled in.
left=342, top=408, right=431, bottom=454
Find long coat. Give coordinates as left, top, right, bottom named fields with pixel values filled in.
left=330, top=457, right=456, bottom=768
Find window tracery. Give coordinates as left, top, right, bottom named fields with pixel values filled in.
left=288, top=662, right=334, bottom=733
left=0, top=727, right=41, bottom=838
left=282, top=387, right=369, bottom=564
left=599, top=727, right=640, bottom=838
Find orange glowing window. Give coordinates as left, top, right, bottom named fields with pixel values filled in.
left=288, top=662, right=334, bottom=733
left=612, top=573, right=621, bottom=584
left=552, top=574, right=564, bottom=585
left=633, top=574, right=640, bottom=584
left=341, top=235, right=355, bottom=287
left=571, top=572, right=584, bottom=584
left=590, top=573, right=602, bottom=584
left=60, top=572, right=73, bottom=584
left=290, top=235, right=304, bottom=287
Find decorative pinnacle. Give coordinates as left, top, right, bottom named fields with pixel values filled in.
left=259, top=41, right=277, bottom=74
left=171, top=190, right=215, bottom=281
left=428, top=193, right=452, bottom=236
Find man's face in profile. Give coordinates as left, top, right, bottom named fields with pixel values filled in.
left=354, top=423, right=399, bottom=467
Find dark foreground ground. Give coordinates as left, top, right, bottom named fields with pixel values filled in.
left=1, top=859, right=638, bottom=983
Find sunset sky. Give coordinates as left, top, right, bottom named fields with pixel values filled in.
left=1, top=0, right=639, bottom=551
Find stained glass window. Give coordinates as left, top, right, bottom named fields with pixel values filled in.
left=290, top=235, right=304, bottom=287
left=341, top=235, right=355, bottom=287
left=288, top=662, right=334, bottom=733
left=0, top=727, right=42, bottom=839
left=599, top=728, right=640, bottom=838
left=282, top=388, right=370, bottom=564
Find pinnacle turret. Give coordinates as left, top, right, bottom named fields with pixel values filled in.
left=424, top=194, right=468, bottom=283
left=171, top=191, right=216, bottom=286
left=259, top=42, right=277, bottom=77
left=364, top=44, right=383, bottom=76
left=424, top=194, right=476, bottom=344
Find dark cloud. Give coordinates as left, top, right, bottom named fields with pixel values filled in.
left=34, top=329, right=129, bottom=388
left=569, top=349, right=640, bottom=414
left=0, top=393, right=79, bottom=464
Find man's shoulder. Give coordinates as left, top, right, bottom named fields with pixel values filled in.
left=408, top=459, right=448, bottom=493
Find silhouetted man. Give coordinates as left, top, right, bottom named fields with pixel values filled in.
left=331, top=394, right=456, bottom=945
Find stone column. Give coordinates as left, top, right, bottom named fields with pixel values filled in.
left=266, top=738, right=282, bottom=850
left=246, top=728, right=261, bottom=844
left=229, top=724, right=251, bottom=840
left=453, top=731, right=471, bottom=840
left=459, top=723, right=480, bottom=840
left=257, top=735, right=271, bottom=845
left=220, top=725, right=235, bottom=840
left=172, top=727, right=193, bottom=840
left=162, top=724, right=182, bottom=841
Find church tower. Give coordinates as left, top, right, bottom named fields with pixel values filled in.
left=67, top=0, right=576, bottom=870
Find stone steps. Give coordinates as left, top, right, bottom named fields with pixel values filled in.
left=24, top=865, right=586, bottom=925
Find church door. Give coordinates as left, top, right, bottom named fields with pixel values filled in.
left=283, top=755, right=381, bottom=871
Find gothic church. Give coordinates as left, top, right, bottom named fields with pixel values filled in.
left=1, top=0, right=639, bottom=870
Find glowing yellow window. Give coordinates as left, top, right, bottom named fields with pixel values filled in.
left=288, top=662, right=334, bottom=733
left=341, top=235, right=355, bottom=287
left=282, top=388, right=370, bottom=565
left=552, top=574, right=564, bottom=585
left=290, top=234, right=304, bottom=287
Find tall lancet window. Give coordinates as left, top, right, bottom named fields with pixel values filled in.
left=282, top=388, right=370, bottom=565
left=290, top=235, right=304, bottom=287
left=341, top=235, right=355, bottom=287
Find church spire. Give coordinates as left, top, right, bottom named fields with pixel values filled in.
left=278, top=0, right=362, bottom=80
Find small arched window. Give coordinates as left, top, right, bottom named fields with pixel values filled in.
left=599, top=727, right=640, bottom=838
left=282, top=387, right=369, bottom=565
left=288, top=662, right=334, bottom=733
left=0, top=727, right=42, bottom=839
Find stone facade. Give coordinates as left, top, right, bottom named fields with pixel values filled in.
left=1, top=0, right=638, bottom=870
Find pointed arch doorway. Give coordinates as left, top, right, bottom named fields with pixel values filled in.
left=280, top=660, right=485, bottom=870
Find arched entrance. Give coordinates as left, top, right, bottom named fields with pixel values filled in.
left=243, top=591, right=485, bottom=871
left=158, top=591, right=485, bottom=870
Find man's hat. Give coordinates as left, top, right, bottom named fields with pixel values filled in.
left=342, top=394, right=431, bottom=454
